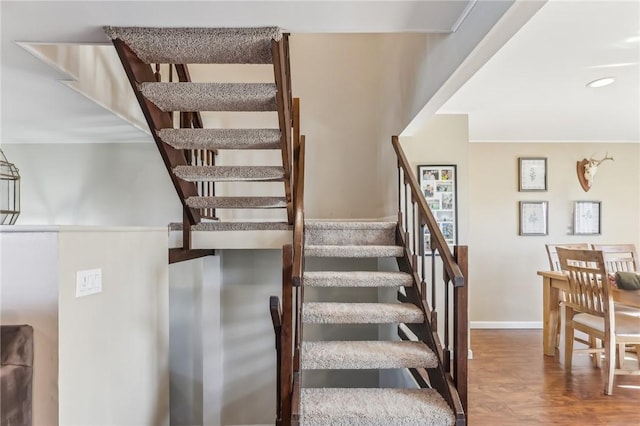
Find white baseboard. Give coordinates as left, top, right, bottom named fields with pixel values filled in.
left=471, top=321, right=542, bottom=329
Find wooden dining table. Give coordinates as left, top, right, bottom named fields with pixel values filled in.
left=537, top=270, right=640, bottom=356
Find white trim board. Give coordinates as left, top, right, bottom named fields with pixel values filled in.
left=471, top=321, right=542, bottom=329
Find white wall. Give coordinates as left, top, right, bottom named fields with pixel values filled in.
left=0, top=229, right=60, bottom=425
left=56, top=228, right=170, bottom=426
left=0, top=143, right=181, bottom=226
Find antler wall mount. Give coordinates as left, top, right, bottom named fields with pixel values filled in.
left=577, top=153, right=614, bottom=192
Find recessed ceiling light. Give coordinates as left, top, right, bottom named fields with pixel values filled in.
left=586, top=77, right=616, bottom=88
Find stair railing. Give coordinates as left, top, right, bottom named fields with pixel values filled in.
left=172, top=64, right=217, bottom=222
left=151, top=62, right=217, bottom=251
left=271, top=97, right=305, bottom=426
left=391, top=136, right=468, bottom=422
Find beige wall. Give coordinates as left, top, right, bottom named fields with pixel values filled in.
left=469, top=142, right=640, bottom=324
left=1, top=227, right=170, bottom=425
left=56, top=229, right=169, bottom=426
left=402, top=115, right=640, bottom=325
left=58, top=228, right=169, bottom=426
left=400, top=115, right=470, bottom=243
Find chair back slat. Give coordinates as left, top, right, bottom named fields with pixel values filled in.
left=591, top=244, right=639, bottom=273
left=545, top=243, right=592, bottom=271
left=556, top=248, right=611, bottom=318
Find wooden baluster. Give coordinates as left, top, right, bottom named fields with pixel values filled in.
left=421, top=221, right=427, bottom=304
left=412, top=201, right=418, bottom=269
left=404, top=181, right=410, bottom=244
left=154, top=64, right=161, bottom=82
left=397, top=164, right=403, bottom=226
left=444, top=275, right=451, bottom=372
left=431, top=246, right=437, bottom=330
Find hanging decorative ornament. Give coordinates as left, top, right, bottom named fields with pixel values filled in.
left=0, top=149, right=21, bottom=224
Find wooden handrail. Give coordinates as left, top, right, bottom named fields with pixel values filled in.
left=274, top=41, right=303, bottom=425
left=293, top=103, right=305, bottom=286
left=272, top=39, right=293, bottom=224
left=391, top=136, right=464, bottom=287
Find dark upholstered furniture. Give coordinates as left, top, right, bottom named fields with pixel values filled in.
left=1, top=325, right=33, bottom=426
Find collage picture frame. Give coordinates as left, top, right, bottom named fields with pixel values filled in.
left=418, top=164, right=458, bottom=253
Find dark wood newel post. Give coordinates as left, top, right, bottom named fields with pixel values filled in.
left=281, top=245, right=293, bottom=425
left=453, top=245, right=468, bottom=413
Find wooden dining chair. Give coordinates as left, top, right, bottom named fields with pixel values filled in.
left=592, top=244, right=640, bottom=358
left=591, top=244, right=639, bottom=273
left=557, top=248, right=640, bottom=395
left=545, top=243, right=592, bottom=271
left=545, top=243, right=593, bottom=352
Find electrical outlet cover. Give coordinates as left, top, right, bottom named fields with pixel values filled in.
left=76, top=268, right=102, bottom=297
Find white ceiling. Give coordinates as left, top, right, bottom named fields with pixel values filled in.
left=439, top=0, right=640, bottom=143
left=6, top=1, right=635, bottom=145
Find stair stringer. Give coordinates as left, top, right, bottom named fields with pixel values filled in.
left=111, top=38, right=201, bottom=225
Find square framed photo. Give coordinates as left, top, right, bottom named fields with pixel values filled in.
left=573, top=201, right=601, bottom=235
left=519, top=201, right=548, bottom=236
left=519, top=157, right=547, bottom=191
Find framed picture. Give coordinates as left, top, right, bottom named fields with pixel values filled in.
left=418, top=164, right=458, bottom=252
left=519, top=201, right=548, bottom=236
left=573, top=201, right=601, bottom=235
left=519, top=157, right=547, bottom=191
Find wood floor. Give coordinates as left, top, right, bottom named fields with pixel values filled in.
left=468, top=329, right=640, bottom=426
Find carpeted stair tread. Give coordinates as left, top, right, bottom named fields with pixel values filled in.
left=158, top=128, right=281, bottom=150
left=104, top=26, right=281, bottom=64
left=301, top=341, right=437, bottom=370
left=303, top=303, right=424, bottom=324
left=170, top=222, right=291, bottom=231
left=186, top=196, right=287, bottom=209
left=139, top=82, right=277, bottom=112
left=304, top=271, right=413, bottom=288
left=305, top=221, right=397, bottom=246
left=305, top=221, right=397, bottom=230
left=305, top=245, right=404, bottom=258
left=174, top=165, right=285, bottom=182
left=300, top=388, right=455, bottom=426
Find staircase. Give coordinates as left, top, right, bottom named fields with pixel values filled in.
left=105, top=26, right=297, bottom=259
left=106, top=25, right=467, bottom=425
left=299, top=221, right=456, bottom=425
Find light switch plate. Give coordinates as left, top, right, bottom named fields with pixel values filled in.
left=76, top=268, right=102, bottom=297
